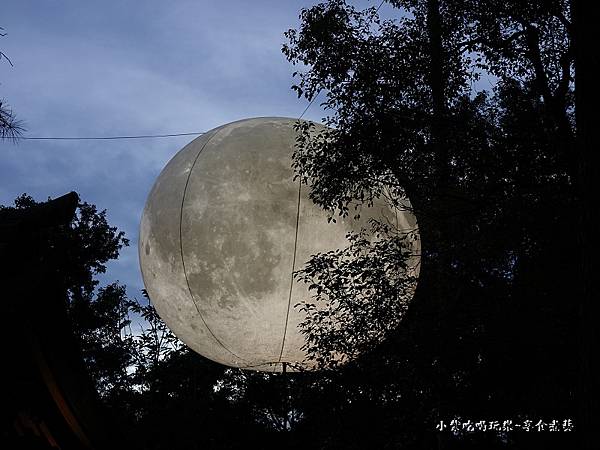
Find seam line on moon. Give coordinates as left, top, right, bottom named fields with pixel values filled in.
left=179, top=130, right=250, bottom=364
left=278, top=176, right=302, bottom=363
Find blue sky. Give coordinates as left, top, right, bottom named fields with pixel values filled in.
left=1, top=0, right=393, bottom=300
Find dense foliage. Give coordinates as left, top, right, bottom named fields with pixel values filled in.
left=280, top=0, right=579, bottom=448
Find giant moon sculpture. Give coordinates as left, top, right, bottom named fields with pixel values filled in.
left=139, top=117, right=420, bottom=372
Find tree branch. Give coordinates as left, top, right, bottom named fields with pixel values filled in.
left=458, top=30, right=525, bottom=52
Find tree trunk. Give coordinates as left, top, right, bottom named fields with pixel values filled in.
left=427, top=0, right=449, bottom=191
left=426, top=1, right=450, bottom=449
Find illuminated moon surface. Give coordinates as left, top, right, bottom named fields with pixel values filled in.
left=139, top=117, right=420, bottom=372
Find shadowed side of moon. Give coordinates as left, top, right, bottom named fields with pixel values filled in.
left=281, top=195, right=420, bottom=366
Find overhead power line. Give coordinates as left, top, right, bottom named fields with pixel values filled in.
left=19, top=132, right=206, bottom=141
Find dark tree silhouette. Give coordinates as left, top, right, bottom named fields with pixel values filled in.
left=3, top=194, right=304, bottom=449
left=2, top=194, right=132, bottom=397
left=280, top=0, right=580, bottom=448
